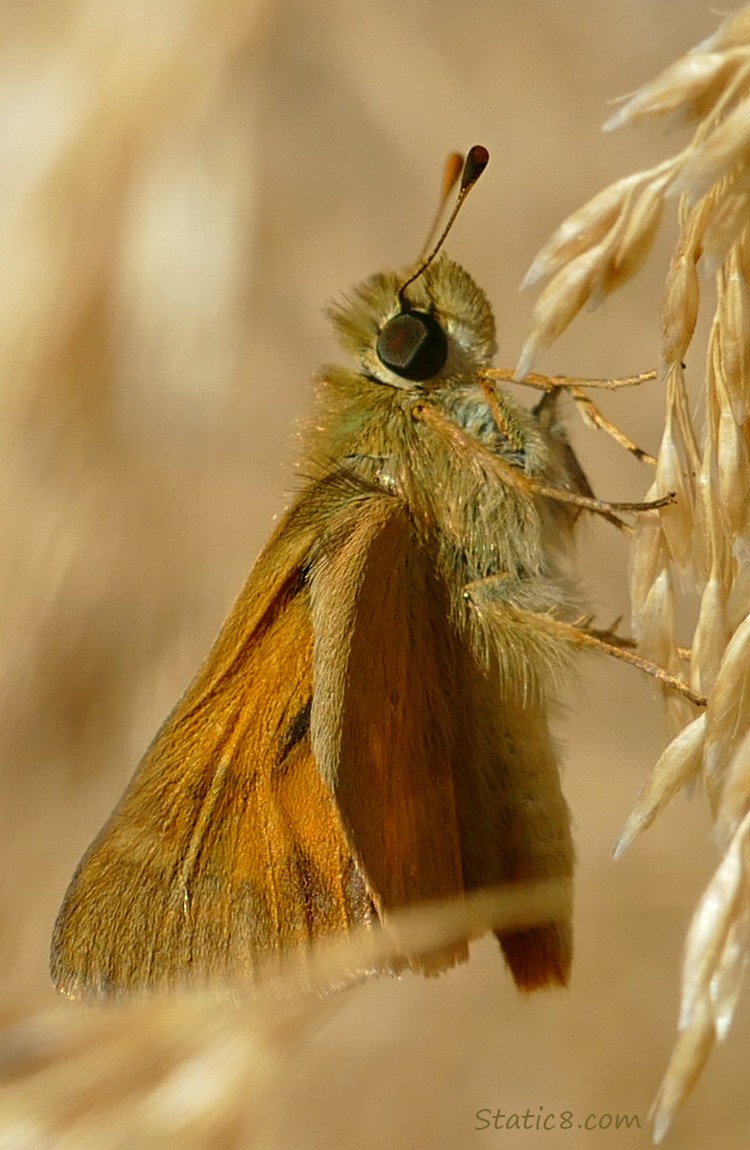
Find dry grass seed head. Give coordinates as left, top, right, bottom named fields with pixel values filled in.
left=521, top=5, right=750, bottom=1139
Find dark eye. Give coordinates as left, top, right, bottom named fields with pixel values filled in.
left=375, top=311, right=448, bottom=382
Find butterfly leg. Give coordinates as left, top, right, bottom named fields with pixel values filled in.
left=482, top=368, right=658, bottom=465
left=412, top=400, right=672, bottom=530
left=464, top=574, right=706, bottom=707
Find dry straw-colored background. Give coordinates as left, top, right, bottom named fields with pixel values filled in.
left=1, top=1, right=747, bottom=1146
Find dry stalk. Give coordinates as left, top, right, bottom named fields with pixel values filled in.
left=0, top=883, right=569, bottom=1148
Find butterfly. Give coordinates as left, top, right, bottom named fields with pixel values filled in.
left=51, top=146, right=592, bottom=999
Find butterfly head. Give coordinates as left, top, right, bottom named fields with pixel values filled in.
left=327, top=147, right=495, bottom=393
left=328, top=254, right=497, bottom=392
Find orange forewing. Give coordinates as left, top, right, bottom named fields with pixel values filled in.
left=51, top=478, right=375, bottom=998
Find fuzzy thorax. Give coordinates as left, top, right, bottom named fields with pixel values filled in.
left=306, top=253, right=587, bottom=697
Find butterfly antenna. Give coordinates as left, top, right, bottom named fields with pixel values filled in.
left=398, top=145, right=489, bottom=305
left=418, top=151, right=464, bottom=259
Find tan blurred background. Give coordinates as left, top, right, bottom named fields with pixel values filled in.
left=1, top=1, right=746, bottom=1146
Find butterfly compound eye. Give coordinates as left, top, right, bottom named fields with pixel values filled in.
left=376, top=311, right=448, bottom=382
